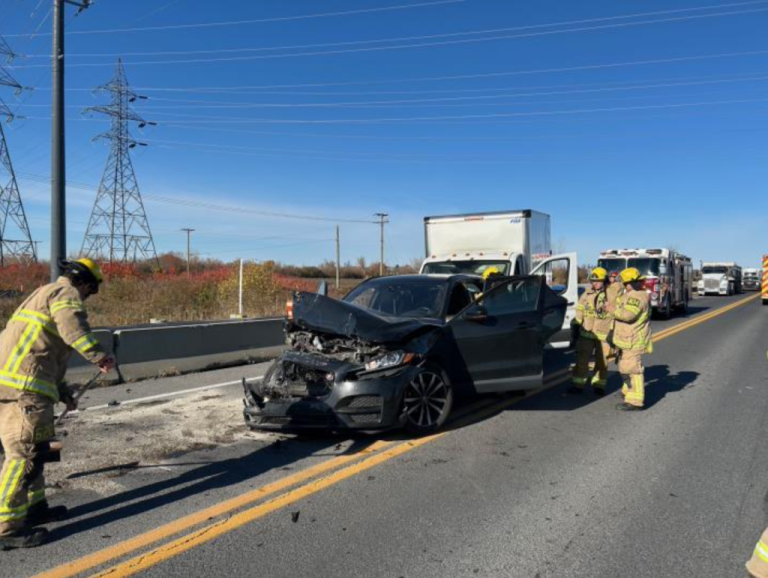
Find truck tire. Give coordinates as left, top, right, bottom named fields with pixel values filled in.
left=663, top=296, right=672, bottom=319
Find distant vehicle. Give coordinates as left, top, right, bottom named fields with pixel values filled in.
left=743, top=268, right=761, bottom=291
left=597, top=248, right=693, bottom=318
left=244, top=273, right=570, bottom=434
left=418, top=209, right=577, bottom=345
left=698, top=262, right=742, bottom=296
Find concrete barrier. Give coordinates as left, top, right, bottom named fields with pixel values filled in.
left=113, top=318, right=286, bottom=381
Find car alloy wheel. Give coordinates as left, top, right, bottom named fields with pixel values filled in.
left=402, top=367, right=452, bottom=435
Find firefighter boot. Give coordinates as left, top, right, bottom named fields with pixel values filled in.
left=0, top=526, right=48, bottom=550
left=27, top=502, right=68, bottom=526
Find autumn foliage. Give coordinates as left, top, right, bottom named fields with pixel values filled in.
left=0, top=260, right=336, bottom=327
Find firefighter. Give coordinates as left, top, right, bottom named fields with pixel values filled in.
left=0, top=258, right=114, bottom=549
left=746, top=527, right=768, bottom=577
left=612, top=267, right=652, bottom=411
left=569, top=267, right=611, bottom=396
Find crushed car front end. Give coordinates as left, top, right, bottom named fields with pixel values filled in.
left=243, top=354, right=421, bottom=430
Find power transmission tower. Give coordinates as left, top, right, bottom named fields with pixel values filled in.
left=81, top=58, right=158, bottom=264
left=0, top=37, right=37, bottom=266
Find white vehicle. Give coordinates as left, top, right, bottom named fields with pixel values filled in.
left=419, top=209, right=577, bottom=347
left=698, top=262, right=742, bottom=296
left=743, top=268, right=761, bottom=292
left=598, top=248, right=693, bottom=318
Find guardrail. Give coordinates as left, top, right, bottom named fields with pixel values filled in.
left=65, top=318, right=286, bottom=384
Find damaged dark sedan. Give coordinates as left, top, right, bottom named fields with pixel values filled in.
left=243, top=273, right=570, bottom=435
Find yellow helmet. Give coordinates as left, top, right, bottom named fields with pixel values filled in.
left=74, top=257, right=104, bottom=284
left=482, top=266, right=501, bottom=280
left=619, top=267, right=645, bottom=284
left=589, top=267, right=608, bottom=282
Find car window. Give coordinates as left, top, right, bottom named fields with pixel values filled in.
left=446, top=283, right=473, bottom=316
left=476, top=277, right=541, bottom=315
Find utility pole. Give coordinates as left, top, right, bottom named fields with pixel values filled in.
left=335, top=225, right=340, bottom=290
left=181, top=228, right=194, bottom=275
left=51, top=0, right=92, bottom=281
left=374, top=213, right=389, bottom=277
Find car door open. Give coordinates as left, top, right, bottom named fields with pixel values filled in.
left=449, top=276, right=547, bottom=394
left=530, top=252, right=578, bottom=348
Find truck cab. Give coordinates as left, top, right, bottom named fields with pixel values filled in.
left=698, top=262, right=742, bottom=296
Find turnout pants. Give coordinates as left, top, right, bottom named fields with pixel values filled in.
left=618, top=349, right=645, bottom=408
left=747, top=527, right=768, bottom=578
left=0, top=394, right=54, bottom=536
left=571, top=337, right=609, bottom=390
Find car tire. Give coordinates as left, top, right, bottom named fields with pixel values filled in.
left=400, top=364, right=453, bottom=436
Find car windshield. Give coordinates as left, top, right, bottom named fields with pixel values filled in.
left=627, top=258, right=661, bottom=277
left=703, top=266, right=728, bottom=274
left=597, top=258, right=626, bottom=274
left=344, top=278, right=448, bottom=318
left=421, top=260, right=510, bottom=276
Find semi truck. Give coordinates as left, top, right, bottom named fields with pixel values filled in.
left=743, top=268, right=761, bottom=291
left=419, top=209, right=577, bottom=347
left=597, top=248, right=693, bottom=318
left=698, top=262, right=742, bottom=296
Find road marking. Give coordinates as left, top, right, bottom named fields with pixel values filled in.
left=74, top=376, right=265, bottom=413
left=32, top=440, right=392, bottom=578
left=38, top=295, right=754, bottom=578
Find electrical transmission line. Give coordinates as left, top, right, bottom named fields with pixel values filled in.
left=0, top=36, right=37, bottom=266
left=81, top=58, right=159, bottom=264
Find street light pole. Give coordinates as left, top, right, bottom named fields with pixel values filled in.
left=374, top=213, right=389, bottom=277
left=181, top=228, right=194, bottom=275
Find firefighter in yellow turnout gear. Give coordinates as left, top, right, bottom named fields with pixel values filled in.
left=569, top=267, right=613, bottom=396
left=612, top=267, right=652, bottom=411
left=0, top=259, right=115, bottom=550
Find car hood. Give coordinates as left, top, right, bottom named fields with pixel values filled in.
left=290, top=292, right=442, bottom=344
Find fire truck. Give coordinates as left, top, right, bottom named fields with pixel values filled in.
left=763, top=255, right=768, bottom=306
left=597, top=248, right=694, bottom=318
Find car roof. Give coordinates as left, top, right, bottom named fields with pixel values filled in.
left=362, top=274, right=481, bottom=284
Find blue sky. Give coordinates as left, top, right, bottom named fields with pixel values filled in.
left=1, top=0, right=767, bottom=268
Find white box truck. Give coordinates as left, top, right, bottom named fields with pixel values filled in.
left=420, top=210, right=553, bottom=276
left=419, top=209, right=577, bottom=348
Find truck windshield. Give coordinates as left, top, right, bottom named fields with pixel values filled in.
left=702, top=266, right=728, bottom=274
left=627, top=258, right=661, bottom=277
left=744, top=272, right=758, bottom=278
left=597, top=258, right=626, bottom=274
left=421, top=261, right=511, bottom=276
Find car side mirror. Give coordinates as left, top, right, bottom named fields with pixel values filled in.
left=463, top=306, right=488, bottom=323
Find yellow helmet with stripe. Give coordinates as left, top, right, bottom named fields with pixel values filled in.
left=482, top=266, right=501, bottom=280
left=589, top=267, right=608, bottom=282
left=75, top=258, right=104, bottom=284
left=619, top=267, right=646, bottom=284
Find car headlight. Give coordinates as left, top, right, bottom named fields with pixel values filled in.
left=364, top=351, right=414, bottom=372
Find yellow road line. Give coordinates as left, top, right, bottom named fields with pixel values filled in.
left=39, top=295, right=755, bottom=578
left=33, top=441, right=392, bottom=578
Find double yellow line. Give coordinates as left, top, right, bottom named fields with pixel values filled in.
left=35, top=294, right=759, bottom=578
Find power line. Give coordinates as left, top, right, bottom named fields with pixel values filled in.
left=3, top=0, right=464, bottom=38
left=12, top=6, right=768, bottom=69
left=31, top=49, right=768, bottom=94
left=15, top=171, right=378, bottom=224
left=21, top=0, right=768, bottom=60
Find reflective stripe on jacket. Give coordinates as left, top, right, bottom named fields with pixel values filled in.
left=0, top=277, right=107, bottom=402
left=573, top=287, right=612, bottom=341
left=613, top=288, right=653, bottom=352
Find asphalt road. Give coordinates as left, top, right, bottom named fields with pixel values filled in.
left=4, top=293, right=766, bottom=578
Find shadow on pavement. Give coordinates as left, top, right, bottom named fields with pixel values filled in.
left=50, top=434, right=377, bottom=542
left=642, top=365, right=700, bottom=409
